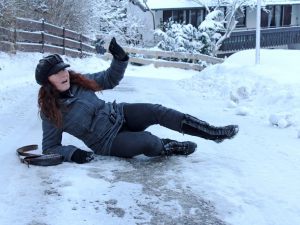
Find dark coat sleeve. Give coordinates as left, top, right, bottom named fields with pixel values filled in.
left=41, top=114, right=78, bottom=162
left=85, top=58, right=128, bottom=90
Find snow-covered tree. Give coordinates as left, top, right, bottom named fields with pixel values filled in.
left=91, top=0, right=144, bottom=46
left=0, top=0, right=93, bottom=33
left=198, top=10, right=225, bottom=55
left=155, top=20, right=210, bottom=55
left=0, top=0, right=16, bottom=27
left=156, top=0, right=258, bottom=56
left=1, top=0, right=145, bottom=46
left=15, top=0, right=92, bottom=33
left=192, top=0, right=257, bottom=55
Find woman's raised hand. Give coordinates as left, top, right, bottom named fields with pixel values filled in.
left=108, top=37, right=129, bottom=61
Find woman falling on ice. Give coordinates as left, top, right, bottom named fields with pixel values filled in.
left=35, top=38, right=239, bottom=164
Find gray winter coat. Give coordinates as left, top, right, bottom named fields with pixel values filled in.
left=41, top=58, right=128, bottom=161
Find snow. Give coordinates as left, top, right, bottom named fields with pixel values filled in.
left=0, top=49, right=300, bottom=225
left=139, top=0, right=202, bottom=9
left=140, top=0, right=300, bottom=9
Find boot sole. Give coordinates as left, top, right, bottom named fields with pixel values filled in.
left=214, top=126, right=239, bottom=143
left=180, top=141, right=197, bottom=155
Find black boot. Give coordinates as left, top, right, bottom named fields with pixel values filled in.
left=161, top=138, right=197, bottom=156
left=181, top=114, right=239, bottom=143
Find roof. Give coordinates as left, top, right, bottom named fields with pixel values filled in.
left=131, top=0, right=300, bottom=10
left=145, top=0, right=202, bottom=9
left=131, top=0, right=215, bottom=10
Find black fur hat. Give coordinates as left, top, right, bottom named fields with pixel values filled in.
left=35, top=54, right=70, bottom=85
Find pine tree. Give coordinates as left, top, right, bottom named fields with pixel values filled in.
left=155, top=19, right=218, bottom=56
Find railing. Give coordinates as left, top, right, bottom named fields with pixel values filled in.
left=220, top=26, right=300, bottom=52
left=102, top=46, right=224, bottom=71
left=0, top=17, right=224, bottom=70
left=0, top=17, right=95, bottom=57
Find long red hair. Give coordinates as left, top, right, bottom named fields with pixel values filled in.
left=38, top=71, right=102, bottom=127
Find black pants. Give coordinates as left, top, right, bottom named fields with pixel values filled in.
left=110, top=103, right=185, bottom=157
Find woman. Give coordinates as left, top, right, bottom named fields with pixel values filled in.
left=36, top=38, right=239, bottom=164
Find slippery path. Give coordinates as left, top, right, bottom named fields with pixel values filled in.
left=0, top=77, right=226, bottom=225
left=0, top=74, right=299, bottom=225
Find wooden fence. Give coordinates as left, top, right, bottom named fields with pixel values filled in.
left=103, top=46, right=224, bottom=71
left=0, top=17, right=224, bottom=70
left=0, top=17, right=95, bottom=57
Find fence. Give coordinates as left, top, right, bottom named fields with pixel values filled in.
left=0, top=17, right=224, bottom=70
left=103, top=46, right=224, bottom=71
left=220, top=26, right=300, bottom=52
left=0, top=17, right=95, bottom=57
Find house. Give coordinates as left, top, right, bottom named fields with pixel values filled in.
left=128, top=0, right=300, bottom=51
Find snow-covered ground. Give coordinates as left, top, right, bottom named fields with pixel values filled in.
left=0, top=49, right=299, bottom=225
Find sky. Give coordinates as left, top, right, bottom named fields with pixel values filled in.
left=0, top=49, right=299, bottom=225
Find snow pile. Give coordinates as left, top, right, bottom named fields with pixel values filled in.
left=269, top=113, right=293, bottom=128
left=179, top=49, right=300, bottom=136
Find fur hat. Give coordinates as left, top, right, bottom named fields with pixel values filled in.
left=35, top=54, right=70, bottom=85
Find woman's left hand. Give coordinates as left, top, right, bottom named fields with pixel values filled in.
left=108, top=37, right=129, bottom=61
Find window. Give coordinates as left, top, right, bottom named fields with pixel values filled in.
left=236, top=7, right=246, bottom=27
left=185, top=10, right=190, bottom=24
left=261, top=9, right=269, bottom=27
left=163, top=10, right=172, bottom=22
left=261, top=5, right=291, bottom=28
left=163, top=8, right=206, bottom=27
left=190, top=9, right=205, bottom=27
left=267, top=6, right=276, bottom=27
left=197, top=9, right=205, bottom=26
left=178, top=10, right=184, bottom=23
left=274, top=5, right=282, bottom=27
left=282, top=5, right=292, bottom=26
left=170, top=10, right=185, bottom=23
left=172, top=10, right=178, bottom=21
left=190, top=9, right=197, bottom=26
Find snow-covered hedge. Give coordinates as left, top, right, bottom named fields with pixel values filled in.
left=154, top=10, right=225, bottom=56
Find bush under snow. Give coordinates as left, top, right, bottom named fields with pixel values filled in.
left=155, top=10, right=225, bottom=56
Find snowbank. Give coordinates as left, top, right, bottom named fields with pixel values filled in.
left=179, top=49, right=300, bottom=137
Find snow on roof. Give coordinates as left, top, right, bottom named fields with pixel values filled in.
left=145, top=0, right=202, bottom=9
left=141, top=0, right=300, bottom=10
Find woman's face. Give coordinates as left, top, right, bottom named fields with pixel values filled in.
left=48, top=69, right=70, bottom=92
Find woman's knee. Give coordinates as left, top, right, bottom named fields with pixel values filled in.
left=142, top=132, right=163, bottom=157
left=110, top=131, right=163, bottom=158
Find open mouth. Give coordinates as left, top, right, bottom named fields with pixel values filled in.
left=61, top=79, right=68, bottom=84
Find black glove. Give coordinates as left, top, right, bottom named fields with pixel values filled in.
left=71, top=149, right=94, bottom=164
left=108, top=37, right=129, bottom=61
